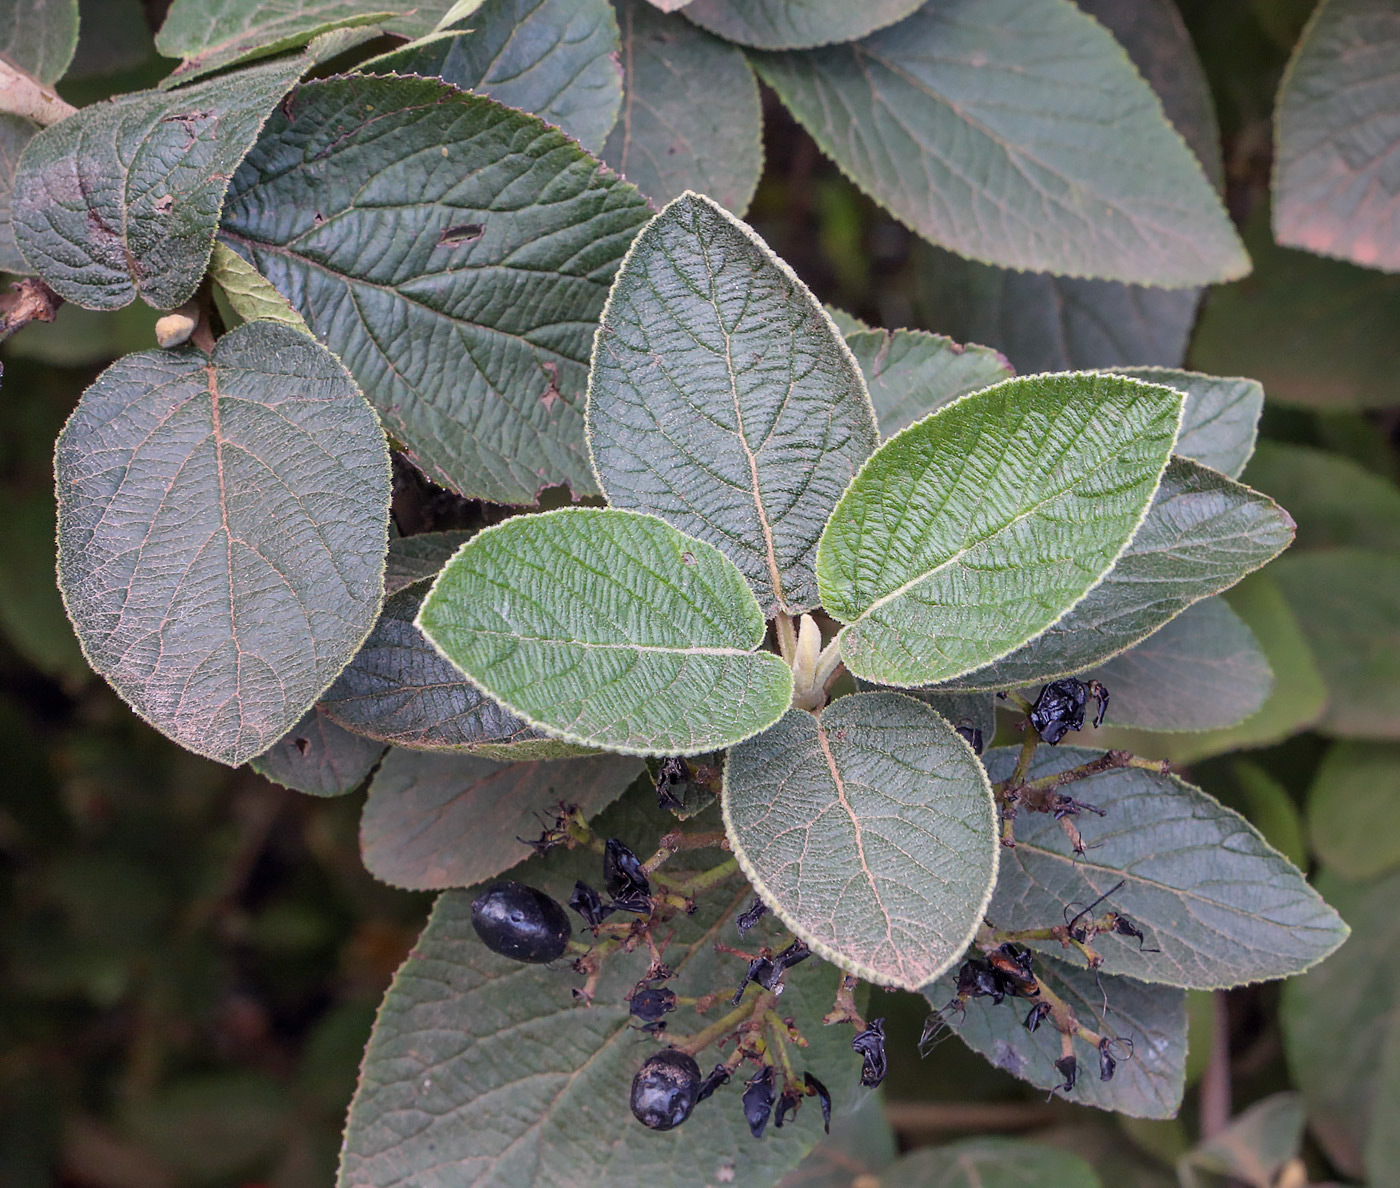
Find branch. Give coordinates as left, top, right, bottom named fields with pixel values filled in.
left=0, top=59, right=76, bottom=125
left=0, top=277, right=62, bottom=341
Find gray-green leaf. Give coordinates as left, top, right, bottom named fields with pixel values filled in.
left=220, top=74, right=652, bottom=504
left=55, top=321, right=391, bottom=766
left=602, top=0, right=763, bottom=213
left=14, top=56, right=306, bottom=311
left=0, top=113, right=38, bottom=274
left=360, top=749, right=642, bottom=889
left=588, top=192, right=878, bottom=617
left=877, top=1139, right=1101, bottom=1188
left=753, top=0, right=1247, bottom=286
left=250, top=705, right=386, bottom=797
left=363, top=0, right=623, bottom=154
left=1273, top=0, right=1400, bottom=272
left=384, top=530, right=473, bottom=596
left=1106, top=367, right=1262, bottom=479
left=682, top=0, right=923, bottom=49
left=416, top=507, right=794, bottom=755
left=723, top=692, right=997, bottom=990
left=1307, top=741, right=1400, bottom=880
left=938, top=458, right=1294, bottom=692
left=0, top=0, right=79, bottom=85
left=845, top=327, right=1011, bottom=440
left=982, top=745, right=1349, bottom=989
left=938, top=957, right=1186, bottom=1118
left=1244, top=441, right=1400, bottom=553
left=817, top=373, right=1182, bottom=688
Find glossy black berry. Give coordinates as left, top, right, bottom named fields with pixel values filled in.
left=630, top=1049, right=702, bottom=1130
left=470, top=881, right=571, bottom=964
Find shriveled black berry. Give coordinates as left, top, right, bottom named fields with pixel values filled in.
left=742, top=1066, right=776, bottom=1138
left=1053, top=1054, right=1078, bottom=1092
left=955, top=723, right=985, bottom=754
left=471, top=881, right=571, bottom=964
left=655, top=755, right=689, bottom=811
left=630, top=1049, right=702, bottom=1130
left=733, top=955, right=775, bottom=1004
left=695, top=1063, right=731, bottom=1103
left=774, top=1085, right=801, bottom=1129
left=956, top=958, right=1005, bottom=1003
left=604, top=838, right=651, bottom=912
left=630, top=987, right=678, bottom=1024
left=569, top=880, right=612, bottom=928
left=1098, top=1038, right=1117, bottom=1082
left=852, top=1018, right=888, bottom=1088
left=1024, top=1001, right=1053, bottom=1033
left=735, top=896, right=769, bottom=936
left=804, top=1072, right=831, bottom=1134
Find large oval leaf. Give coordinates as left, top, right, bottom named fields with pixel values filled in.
left=55, top=321, right=391, bottom=765
left=1307, top=741, right=1400, bottom=881
left=219, top=74, right=652, bottom=504
left=1, top=0, right=79, bottom=86
left=1108, top=368, right=1263, bottom=479
left=682, top=0, right=924, bottom=49
left=250, top=705, right=386, bottom=797
left=1244, top=441, right=1400, bottom=553
left=723, top=692, right=997, bottom=990
left=877, top=1139, right=1101, bottom=1188
left=588, top=192, right=878, bottom=617
left=982, top=746, right=1349, bottom=989
left=817, top=373, right=1183, bottom=688
left=938, top=458, right=1294, bottom=692
left=753, top=0, right=1247, bottom=286
left=416, top=507, right=794, bottom=755
left=15, top=56, right=305, bottom=310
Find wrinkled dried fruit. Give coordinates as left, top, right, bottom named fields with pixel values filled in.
left=804, top=1072, right=831, bottom=1134
left=604, top=837, right=651, bottom=912
left=630, top=986, right=678, bottom=1024
left=1054, top=1054, right=1079, bottom=1092
left=736, top=896, right=769, bottom=936
left=568, top=880, right=612, bottom=928
left=630, top=1049, right=702, bottom=1130
left=695, top=1063, right=731, bottom=1103
left=470, top=881, right=571, bottom=964
left=852, top=1018, right=887, bottom=1088
left=742, top=1065, right=776, bottom=1138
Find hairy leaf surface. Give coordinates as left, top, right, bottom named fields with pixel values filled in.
left=220, top=74, right=652, bottom=503
left=417, top=508, right=793, bottom=755
left=982, top=746, right=1349, bottom=989
left=682, top=0, right=923, bottom=49
left=55, top=321, right=391, bottom=766
left=1107, top=368, right=1262, bottom=479
left=588, top=192, right=877, bottom=617
left=250, top=705, right=386, bottom=797
left=724, top=692, right=997, bottom=990
left=207, top=242, right=311, bottom=334
left=0, top=114, right=37, bottom=274
left=383, top=531, right=473, bottom=596
left=818, top=374, right=1182, bottom=687
left=754, top=0, right=1246, bottom=285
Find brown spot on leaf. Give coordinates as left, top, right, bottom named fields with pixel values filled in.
left=436, top=222, right=484, bottom=247
left=294, top=737, right=311, bottom=756
left=539, top=361, right=564, bottom=411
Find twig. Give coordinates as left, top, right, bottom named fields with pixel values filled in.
left=0, top=277, right=62, bottom=342
left=1199, top=990, right=1232, bottom=1140
left=0, top=59, right=77, bottom=124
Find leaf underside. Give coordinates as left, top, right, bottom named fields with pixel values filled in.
left=250, top=704, right=386, bottom=797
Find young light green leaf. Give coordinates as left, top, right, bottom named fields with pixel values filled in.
left=416, top=507, right=793, bottom=755
left=1244, top=441, right=1400, bottom=553
left=1281, top=868, right=1400, bottom=1181
left=363, top=0, right=623, bottom=154
left=361, top=750, right=641, bottom=889
left=0, top=114, right=38, bottom=274
left=1307, top=742, right=1400, bottom=880
left=320, top=586, right=569, bottom=756
left=339, top=791, right=863, bottom=1188
left=982, top=745, right=1349, bottom=989
left=250, top=705, right=386, bottom=798
left=156, top=0, right=403, bottom=86
left=1085, top=597, right=1273, bottom=732
left=220, top=75, right=652, bottom=504
left=14, top=56, right=306, bottom=311
left=588, top=192, right=878, bottom=617
left=682, top=0, right=923, bottom=49
left=937, top=956, right=1187, bottom=1118
left=844, top=328, right=1011, bottom=440
left=817, top=373, right=1183, bottom=688
left=207, top=242, right=311, bottom=335
left=938, top=458, right=1295, bottom=692
left=602, top=0, right=763, bottom=213
left=1273, top=549, right=1400, bottom=739
left=1273, top=0, right=1400, bottom=272
left=723, top=692, right=997, bottom=990
left=384, top=530, right=473, bottom=596
left=876, top=1139, right=1101, bottom=1188
left=1178, top=1093, right=1305, bottom=1188
left=55, top=321, right=391, bottom=766
left=754, top=0, right=1247, bottom=286
left=0, top=0, right=79, bottom=85
left=1105, top=368, right=1262, bottom=479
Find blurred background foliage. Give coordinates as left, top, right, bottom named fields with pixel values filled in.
left=3, top=0, right=1399, bottom=1185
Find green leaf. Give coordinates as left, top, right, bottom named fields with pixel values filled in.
left=1273, top=0, right=1400, bottom=272
left=339, top=791, right=863, bottom=1188
left=938, top=458, right=1294, bottom=692
left=363, top=0, right=624, bottom=154
left=817, top=373, right=1182, bottom=688
left=753, top=0, right=1247, bottom=286
left=1243, top=441, right=1400, bottom=553
left=14, top=56, right=306, bottom=311
left=384, top=530, right=473, bottom=596
left=588, top=192, right=878, bottom=617
left=601, top=0, right=763, bottom=213
left=0, top=0, right=79, bottom=85
left=55, top=321, right=391, bottom=766
left=1086, top=597, right=1273, bottom=732
left=0, top=114, right=37, bottom=274
left=844, top=328, right=1012, bottom=441
left=1234, top=761, right=1308, bottom=870
left=1272, top=549, right=1400, bottom=739
left=360, top=749, right=642, bottom=889
left=723, top=692, right=997, bottom=990
left=1282, top=868, right=1400, bottom=1181
left=938, top=956, right=1186, bottom=1118
left=220, top=74, right=652, bottom=504
left=824, top=304, right=869, bottom=336
left=320, top=586, right=566, bottom=755
left=0, top=488, right=87, bottom=685
left=1178, top=1093, right=1305, bottom=1188
left=1106, top=368, right=1262, bottom=480
left=206, top=242, right=311, bottom=335
left=1367, top=1026, right=1400, bottom=1188
left=982, top=745, right=1349, bottom=989
left=1091, top=572, right=1327, bottom=765
left=1307, top=742, right=1400, bottom=880
left=416, top=507, right=793, bottom=755
left=681, top=0, right=922, bottom=49
left=777, top=1092, right=896, bottom=1188
left=899, top=688, right=996, bottom=752
left=876, top=1138, right=1101, bottom=1188
left=156, top=0, right=404, bottom=86
left=249, top=706, right=386, bottom=797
